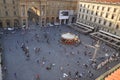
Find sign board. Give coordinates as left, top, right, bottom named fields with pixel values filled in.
left=59, top=10, right=74, bottom=19
left=59, top=10, right=69, bottom=19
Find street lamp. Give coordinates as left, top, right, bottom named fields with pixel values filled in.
left=92, top=41, right=100, bottom=61
left=83, top=40, right=100, bottom=62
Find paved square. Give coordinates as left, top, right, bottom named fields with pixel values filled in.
left=1, top=24, right=120, bottom=80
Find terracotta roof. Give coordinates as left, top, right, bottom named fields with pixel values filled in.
left=96, top=0, right=120, bottom=2
left=80, top=0, right=120, bottom=3
left=105, top=68, right=120, bottom=80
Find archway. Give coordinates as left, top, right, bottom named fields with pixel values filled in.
left=56, top=17, right=59, bottom=23
left=20, top=1, right=46, bottom=27
left=42, top=18, right=45, bottom=26
left=72, top=17, right=75, bottom=23
left=0, top=20, right=3, bottom=28
left=61, top=19, right=64, bottom=24
left=66, top=19, right=69, bottom=24
left=46, top=17, right=49, bottom=23
left=27, top=7, right=40, bottom=25
left=6, top=19, right=10, bottom=27
left=14, top=19, right=19, bottom=27
left=51, top=17, right=54, bottom=24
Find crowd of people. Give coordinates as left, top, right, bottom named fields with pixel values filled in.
left=2, top=24, right=120, bottom=80
left=97, top=53, right=120, bottom=70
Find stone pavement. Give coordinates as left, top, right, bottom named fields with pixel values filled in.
left=0, top=54, right=2, bottom=80
left=0, top=34, right=2, bottom=80
left=1, top=24, right=120, bottom=80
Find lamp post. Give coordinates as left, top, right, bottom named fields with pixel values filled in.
left=92, top=41, right=100, bottom=61
left=83, top=40, right=100, bottom=62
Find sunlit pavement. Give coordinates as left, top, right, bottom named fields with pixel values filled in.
left=1, top=24, right=120, bottom=80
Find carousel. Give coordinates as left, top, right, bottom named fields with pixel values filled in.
left=61, top=33, right=80, bottom=45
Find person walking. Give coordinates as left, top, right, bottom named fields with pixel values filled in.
left=36, top=74, right=40, bottom=80
left=14, top=72, right=17, bottom=78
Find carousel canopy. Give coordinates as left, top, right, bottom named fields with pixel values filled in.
left=61, top=33, right=78, bottom=40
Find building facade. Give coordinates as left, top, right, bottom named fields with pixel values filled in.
left=0, top=0, right=20, bottom=28
left=0, top=0, right=77, bottom=28
left=77, top=0, right=120, bottom=36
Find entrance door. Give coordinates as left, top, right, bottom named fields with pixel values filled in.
left=72, top=17, right=75, bottom=23
left=61, top=19, right=64, bottom=24
left=0, top=21, right=2, bottom=28
left=6, top=20, right=10, bottom=27
left=14, top=19, right=19, bottom=27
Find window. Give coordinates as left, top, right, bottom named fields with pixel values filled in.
left=83, top=9, right=85, bottom=13
left=100, top=12, right=103, bottom=17
left=114, top=8, right=117, bottom=12
left=80, top=8, right=81, bottom=12
left=116, top=24, right=119, bottom=29
left=97, top=6, right=99, bottom=9
left=84, top=4, right=86, bottom=8
left=91, top=11, right=93, bottom=15
left=102, top=7, right=105, bottom=10
left=96, top=12, right=98, bottom=16
left=5, top=11, right=8, bottom=16
left=3, top=0, right=6, bottom=4
left=109, top=22, right=112, bottom=27
left=80, top=4, right=82, bottom=7
left=104, top=20, right=106, bottom=25
left=98, top=19, right=101, bottom=23
left=106, top=13, right=108, bottom=18
left=4, top=6, right=6, bottom=9
left=108, top=7, right=110, bottom=11
left=94, top=17, right=96, bottom=22
left=88, top=5, right=90, bottom=8
left=111, top=15, right=115, bottom=19
left=13, top=6, right=15, bottom=9
left=87, top=10, right=89, bottom=14
left=14, top=11, right=16, bottom=16
left=12, top=0, right=15, bottom=4
left=90, top=16, right=92, bottom=21
left=92, top=5, right=95, bottom=9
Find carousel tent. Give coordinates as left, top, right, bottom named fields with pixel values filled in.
left=61, top=33, right=77, bottom=40
left=61, top=33, right=80, bottom=45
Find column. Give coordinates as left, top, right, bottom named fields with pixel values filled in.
left=60, top=19, right=62, bottom=25
left=64, top=19, right=66, bottom=24
left=26, top=19, right=28, bottom=29
left=68, top=16, right=72, bottom=24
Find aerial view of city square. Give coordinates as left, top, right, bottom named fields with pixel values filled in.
left=0, top=0, right=120, bottom=80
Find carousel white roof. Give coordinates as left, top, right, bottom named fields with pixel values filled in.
left=61, top=33, right=78, bottom=40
